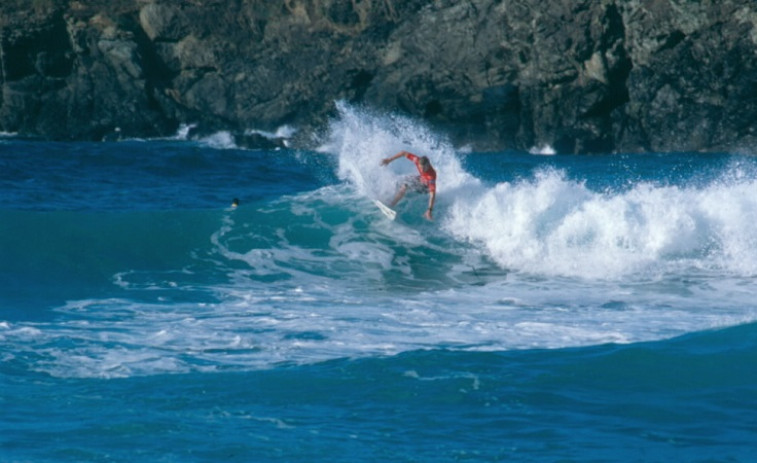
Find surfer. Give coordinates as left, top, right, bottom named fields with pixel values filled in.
left=381, top=150, right=436, bottom=220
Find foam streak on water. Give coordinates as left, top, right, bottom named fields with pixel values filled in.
left=3, top=268, right=752, bottom=379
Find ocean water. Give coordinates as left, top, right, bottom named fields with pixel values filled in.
left=2, top=104, right=757, bottom=462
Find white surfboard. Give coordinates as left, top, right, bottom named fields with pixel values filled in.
left=373, top=199, right=397, bottom=221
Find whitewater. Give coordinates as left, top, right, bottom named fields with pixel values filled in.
left=2, top=103, right=756, bottom=461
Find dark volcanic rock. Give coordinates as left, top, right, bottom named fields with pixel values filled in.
left=1, top=0, right=757, bottom=153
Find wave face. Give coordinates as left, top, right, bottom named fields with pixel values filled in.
left=2, top=107, right=757, bottom=379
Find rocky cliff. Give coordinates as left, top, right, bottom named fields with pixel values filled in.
left=2, top=0, right=756, bottom=153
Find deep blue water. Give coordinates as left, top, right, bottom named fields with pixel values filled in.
left=2, top=106, right=757, bottom=461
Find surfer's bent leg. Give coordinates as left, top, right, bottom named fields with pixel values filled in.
left=390, top=184, right=408, bottom=208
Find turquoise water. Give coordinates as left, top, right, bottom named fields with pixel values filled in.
left=2, top=106, right=757, bottom=461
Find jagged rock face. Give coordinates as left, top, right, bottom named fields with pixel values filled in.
left=1, top=0, right=756, bottom=153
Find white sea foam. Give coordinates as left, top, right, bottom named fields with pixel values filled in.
left=529, top=144, right=557, bottom=155
left=198, top=131, right=238, bottom=149
left=320, top=101, right=477, bottom=203
left=172, top=123, right=197, bottom=140
left=245, top=125, right=297, bottom=140
left=444, top=168, right=757, bottom=279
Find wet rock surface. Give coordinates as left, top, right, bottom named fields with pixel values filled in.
left=1, top=0, right=756, bottom=153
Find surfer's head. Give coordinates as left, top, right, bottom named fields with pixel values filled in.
left=419, top=156, right=431, bottom=171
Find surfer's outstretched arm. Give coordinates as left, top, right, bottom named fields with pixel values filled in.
left=381, top=151, right=410, bottom=166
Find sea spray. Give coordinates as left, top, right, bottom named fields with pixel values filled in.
left=320, top=102, right=476, bottom=203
